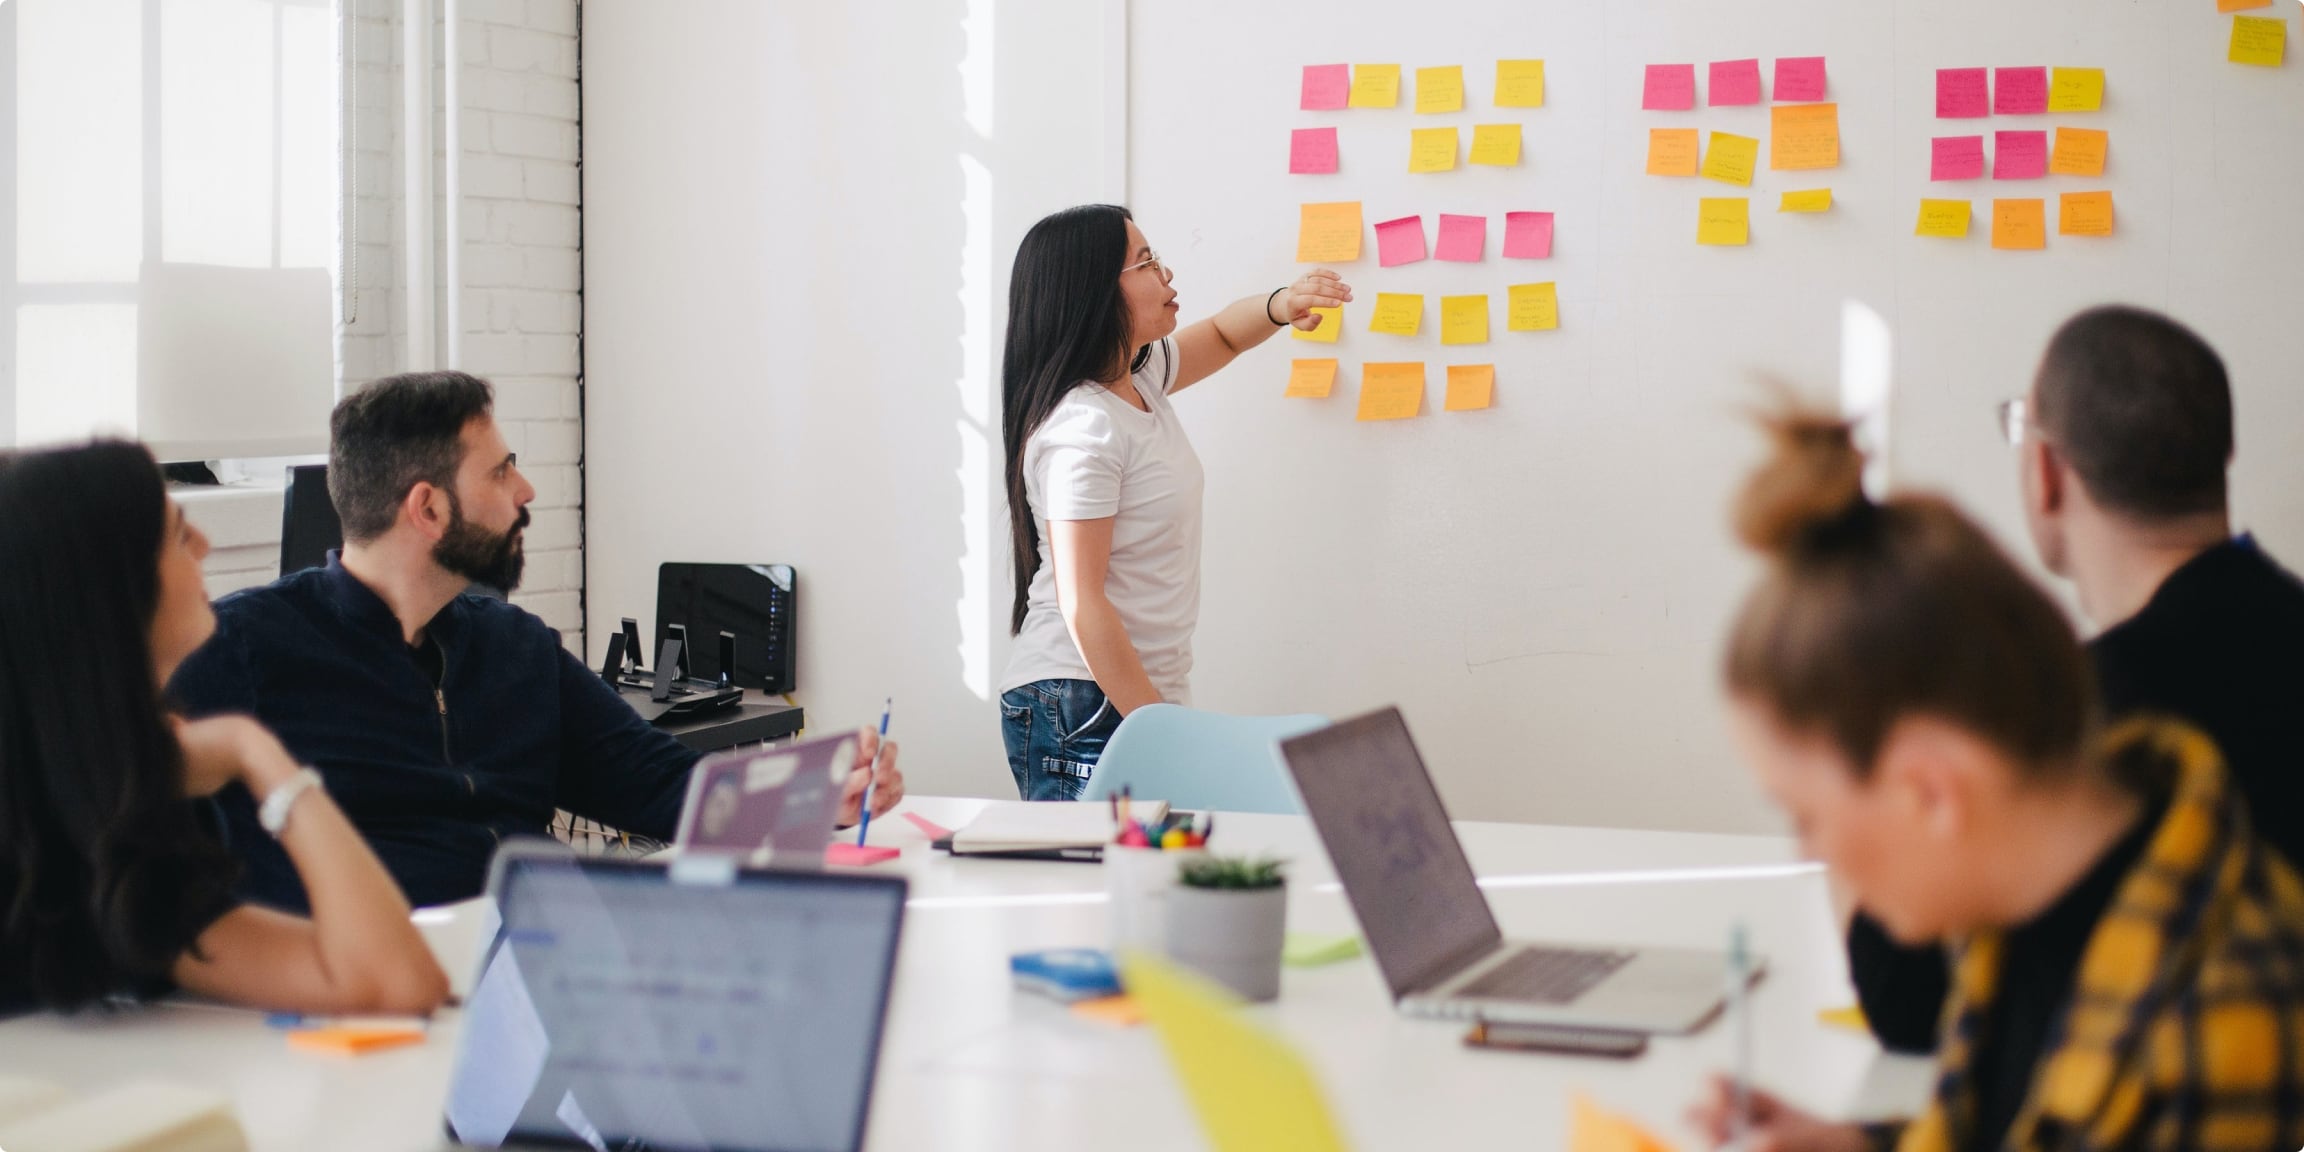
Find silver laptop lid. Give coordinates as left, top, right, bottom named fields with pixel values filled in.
left=672, top=731, right=857, bottom=866
left=1279, top=707, right=1505, bottom=1001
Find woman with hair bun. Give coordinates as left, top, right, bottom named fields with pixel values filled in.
left=1686, top=408, right=2304, bottom=1152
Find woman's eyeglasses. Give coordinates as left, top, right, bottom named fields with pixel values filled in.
left=1123, top=251, right=1170, bottom=279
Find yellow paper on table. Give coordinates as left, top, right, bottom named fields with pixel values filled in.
left=1444, top=364, right=1495, bottom=412
left=1697, top=198, right=1750, bottom=246
left=1916, top=199, right=1972, bottom=238
left=1296, top=202, right=1363, bottom=263
left=1285, top=358, right=1339, bottom=398
left=1769, top=103, right=1840, bottom=171
left=2231, top=16, right=2287, bottom=67
left=1415, top=65, right=1465, bottom=113
left=1779, top=189, right=1832, bottom=213
left=1507, top=283, right=1559, bottom=332
left=1349, top=64, right=1400, bottom=108
left=1469, top=124, right=1522, bottom=166
left=2048, top=67, right=2104, bottom=112
left=1441, top=295, right=1489, bottom=345
left=1569, top=1094, right=1678, bottom=1152
left=1700, top=132, right=1760, bottom=186
left=1292, top=306, right=1343, bottom=344
left=1992, top=198, right=2047, bottom=250
left=1495, top=59, right=1546, bottom=107
left=1817, top=1004, right=1870, bottom=1033
left=1122, top=953, right=1351, bottom=1152
left=2059, top=190, right=2115, bottom=237
left=1646, top=128, right=1700, bottom=176
left=1409, top=127, right=1460, bottom=173
left=1356, top=362, right=1425, bottom=422
left=2049, top=127, right=2108, bottom=176
left=1369, top=293, right=1424, bottom=336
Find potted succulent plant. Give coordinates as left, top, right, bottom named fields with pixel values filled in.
left=1164, top=856, right=1288, bottom=1002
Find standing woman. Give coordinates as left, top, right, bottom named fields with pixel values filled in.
left=998, top=205, right=1349, bottom=800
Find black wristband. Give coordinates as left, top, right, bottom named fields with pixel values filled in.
left=1266, top=286, right=1289, bottom=326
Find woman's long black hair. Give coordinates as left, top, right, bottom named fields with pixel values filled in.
left=0, top=441, right=238, bottom=1010
left=1002, top=204, right=1142, bottom=635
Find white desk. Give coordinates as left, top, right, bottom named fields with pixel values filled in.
left=0, top=798, right=1932, bottom=1150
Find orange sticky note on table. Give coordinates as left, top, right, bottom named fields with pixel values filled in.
left=1769, top=103, right=1840, bottom=171
left=1071, top=995, right=1148, bottom=1028
left=1916, top=199, right=1972, bottom=238
left=1646, top=128, right=1700, bottom=176
left=1444, top=364, right=1495, bottom=412
left=1440, top=295, right=1489, bottom=345
left=1285, top=358, right=1338, bottom=398
left=1291, top=306, right=1342, bottom=344
left=1697, top=198, right=1750, bottom=246
left=2220, top=0, right=2272, bottom=11
left=1992, top=198, right=2047, bottom=249
left=2049, top=128, right=2108, bottom=176
left=1569, top=1094, right=1678, bottom=1152
left=1507, top=282, right=1559, bottom=331
left=288, top=1026, right=428, bottom=1056
left=1356, top=362, right=1425, bottom=421
left=1295, top=202, right=1362, bottom=263
left=2058, top=191, right=2115, bottom=237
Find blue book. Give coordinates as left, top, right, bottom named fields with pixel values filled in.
left=1010, top=948, right=1123, bottom=1003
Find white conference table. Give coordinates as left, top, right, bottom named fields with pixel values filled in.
left=0, top=797, right=1933, bottom=1151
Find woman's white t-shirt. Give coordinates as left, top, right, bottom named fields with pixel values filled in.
left=1000, top=337, right=1204, bottom=705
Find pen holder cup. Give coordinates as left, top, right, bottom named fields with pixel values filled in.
left=1105, top=845, right=1203, bottom=954
left=1165, top=882, right=1288, bottom=1003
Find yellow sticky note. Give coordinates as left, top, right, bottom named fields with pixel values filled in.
left=1409, top=127, right=1460, bottom=173
left=1349, top=63, right=1401, bottom=108
left=1697, top=197, right=1750, bottom=246
left=2049, top=127, right=2108, bottom=176
left=1285, top=358, right=1338, bottom=398
left=1356, top=362, right=1426, bottom=422
left=2059, top=190, right=2115, bottom=237
left=1817, top=1005, right=1870, bottom=1033
left=1507, top=282, right=1559, bottom=332
left=1444, top=364, right=1495, bottom=412
left=1569, top=1094, right=1678, bottom=1152
left=1291, top=306, right=1342, bottom=343
left=1779, top=189, right=1832, bottom=213
left=1645, top=128, right=1700, bottom=176
left=2048, top=67, right=2104, bottom=112
left=1495, top=59, right=1546, bottom=108
left=1992, top=198, right=2047, bottom=250
left=1769, top=104, right=1840, bottom=171
left=1295, top=202, right=1362, bottom=263
left=1916, top=199, right=1972, bottom=238
left=1369, top=293, right=1424, bottom=336
left=1469, top=124, right=1523, bottom=167
left=1122, top=954, right=1350, bottom=1152
left=1700, top=132, right=1760, bottom=187
left=1441, top=295, right=1489, bottom=345
left=1415, top=65, right=1465, bottom=114
left=2231, top=16, right=2287, bottom=67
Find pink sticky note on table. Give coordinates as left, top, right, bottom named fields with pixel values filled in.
left=1642, top=64, right=1696, bottom=110
left=1994, top=130, right=2048, bottom=179
left=1936, top=68, right=1989, bottom=117
left=1435, top=214, right=1487, bottom=262
left=826, top=842, right=900, bottom=867
left=1289, top=127, right=1338, bottom=174
left=1994, top=67, right=2048, bottom=115
left=902, top=812, right=955, bottom=841
left=1301, top=64, right=1350, bottom=110
left=1708, top=59, right=1762, bottom=106
left=1374, top=215, right=1428, bottom=267
left=1774, top=56, right=1827, bottom=102
left=1503, top=211, right=1554, bottom=259
left=1931, top=136, right=1986, bottom=180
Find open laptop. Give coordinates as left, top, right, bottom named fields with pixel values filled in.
left=442, top=844, right=907, bottom=1151
left=671, top=731, right=856, bottom=867
left=1278, top=707, right=1748, bottom=1034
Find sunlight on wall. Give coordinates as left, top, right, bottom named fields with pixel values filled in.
left=953, top=0, right=996, bottom=700
left=1840, top=299, right=1893, bottom=497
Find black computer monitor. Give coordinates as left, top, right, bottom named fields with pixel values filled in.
left=656, top=562, right=797, bottom=694
left=278, top=463, right=343, bottom=577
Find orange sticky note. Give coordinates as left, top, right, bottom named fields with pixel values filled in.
left=2049, top=128, right=2108, bottom=176
left=1992, top=198, right=2047, bottom=250
left=1071, top=995, right=1148, bottom=1028
left=1646, top=128, right=1700, bottom=176
left=1769, top=103, right=1841, bottom=170
left=1569, top=1094, right=1678, bottom=1152
left=1916, top=199, right=1972, bottom=238
left=1356, top=362, right=1425, bottom=421
left=1285, top=358, right=1338, bottom=398
left=288, top=1027, right=428, bottom=1056
left=2058, top=191, right=2115, bottom=237
left=1444, top=364, right=1495, bottom=412
left=1295, top=202, right=1363, bottom=263
left=2220, top=0, right=2272, bottom=10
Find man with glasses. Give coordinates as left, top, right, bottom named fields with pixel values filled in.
left=1848, top=305, right=2304, bottom=1053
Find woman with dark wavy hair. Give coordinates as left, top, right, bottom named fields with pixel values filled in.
left=0, top=441, right=447, bottom=1016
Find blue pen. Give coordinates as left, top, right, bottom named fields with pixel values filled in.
left=857, top=698, right=892, bottom=847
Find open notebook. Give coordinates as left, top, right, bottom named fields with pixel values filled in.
left=0, top=1076, right=247, bottom=1152
left=940, top=800, right=1171, bottom=860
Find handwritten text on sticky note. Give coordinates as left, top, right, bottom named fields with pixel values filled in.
left=1779, top=189, right=1832, bottom=213
left=1774, top=56, right=1827, bottom=102
left=1698, top=197, right=1751, bottom=246
left=1643, top=64, right=1696, bottom=111
left=1916, top=199, right=1972, bottom=238
left=1508, top=283, right=1560, bottom=331
left=1296, top=202, right=1362, bottom=263
left=1936, top=68, right=1988, bottom=118
left=1503, top=211, right=1554, bottom=259
left=2231, top=17, right=2287, bottom=67
left=2048, top=68, right=2104, bottom=112
left=1441, top=295, right=1490, bottom=345
left=2049, top=128, right=2108, bottom=177
left=1286, top=358, right=1338, bottom=398
left=1374, top=215, right=1428, bottom=267
left=1470, top=124, right=1523, bottom=167
left=1994, top=130, right=2048, bottom=180
left=2058, top=191, right=2114, bottom=237
left=1436, top=214, right=1487, bottom=262
left=1416, top=66, right=1466, bottom=114
left=1409, top=127, right=1460, bottom=173
left=1995, top=67, right=2048, bottom=114
left=1495, top=60, right=1546, bottom=107
left=1301, top=65, right=1350, bottom=111
left=1647, top=128, right=1700, bottom=176
left=1445, top=364, right=1495, bottom=412
left=1709, top=59, right=1762, bottom=106
left=1356, top=362, right=1424, bottom=421
left=1701, top=132, right=1760, bottom=186
left=1770, top=103, right=1840, bottom=170
left=1289, top=128, right=1338, bottom=175
left=1992, top=199, right=2047, bottom=250
left=1351, top=64, right=1401, bottom=108
left=1370, top=293, right=1424, bottom=336
left=1932, top=136, right=1986, bottom=181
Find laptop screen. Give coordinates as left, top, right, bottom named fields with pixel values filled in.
left=1279, top=707, right=1503, bottom=1000
left=444, top=852, right=906, bottom=1152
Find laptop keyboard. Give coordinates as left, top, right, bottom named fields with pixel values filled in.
left=1458, top=947, right=1636, bottom=1004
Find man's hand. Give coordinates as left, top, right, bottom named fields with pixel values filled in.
left=835, top=727, right=904, bottom=827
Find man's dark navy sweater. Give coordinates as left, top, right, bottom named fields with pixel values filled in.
left=170, top=556, right=699, bottom=911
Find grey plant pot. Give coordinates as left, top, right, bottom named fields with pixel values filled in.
left=1165, top=883, right=1287, bottom=1002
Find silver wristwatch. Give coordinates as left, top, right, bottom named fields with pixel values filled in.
left=258, top=768, right=325, bottom=838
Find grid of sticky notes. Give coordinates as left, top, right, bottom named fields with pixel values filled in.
left=1921, top=66, right=2114, bottom=246
left=1292, top=62, right=1562, bottom=420
left=1641, top=57, right=1838, bottom=246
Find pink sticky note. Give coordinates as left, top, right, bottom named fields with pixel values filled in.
left=1774, top=56, right=1828, bottom=102
left=1435, top=214, right=1487, bottom=262
left=1374, top=215, right=1428, bottom=267
left=825, top=842, right=901, bottom=867
left=1936, top=68, right=1989, bottom=117
left=1708, top=59, right=1763, bottom=106
left=1642, top=64, right=1697, bottom=111
left=903, top=812, right=955, bottom=841
left=1289, top=127, right=1338, bottom=174
left=1503, top=211, right=1555, bottom=259
left=1994, top=130, right=2048, bottom=179
left=1301, top=64, right=1350, bottom=110
left=1994, top=67, right=2048, bottom=115
left=1931, top=136, right=1986, bottom=180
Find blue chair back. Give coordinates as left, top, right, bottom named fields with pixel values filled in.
left=1081, top=705, right=1330, bottom=815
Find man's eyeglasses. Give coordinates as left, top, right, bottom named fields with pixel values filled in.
left=1123, top=251, right=1170, bottom=279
